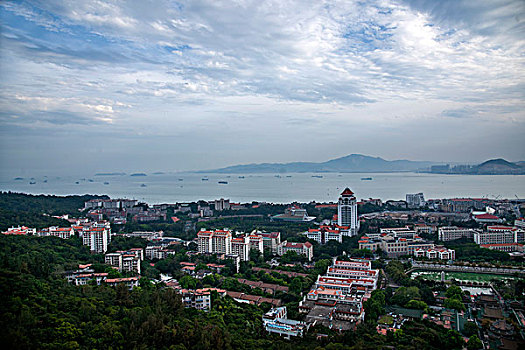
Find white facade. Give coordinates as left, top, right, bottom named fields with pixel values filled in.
left=406, top=193, right=425, bottom=208
left=474, top=230, right=517, bottom=245
left=231, top=236, right=250, bottom=261
left=277, top=241, right=313, bottom=261
left=337, top=188, right=359, bottom=236
left=438, top=226, right=477, bottom=241
left=83, top=227, right=111, bottom=253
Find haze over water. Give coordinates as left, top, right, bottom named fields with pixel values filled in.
left=2, top=172, right=524, bottom=204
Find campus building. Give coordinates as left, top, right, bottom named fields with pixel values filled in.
left=438, top=226, right=478, bottom=241
left=277, top=241, right=313, bottom=261
left=299, top=259, right=379, bottom=329
left=338, top=188, right=359, bottom=236
left=262, top=306, right=310, bottom=338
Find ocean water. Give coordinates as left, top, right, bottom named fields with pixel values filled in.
left=1, top=172, right=523, bottom=204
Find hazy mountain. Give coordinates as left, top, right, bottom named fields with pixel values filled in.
left=199, top=154, right=435, bottom=173
left=473, top=159, right=525, bottom=174
left=430, top=158, right=525, bottom=175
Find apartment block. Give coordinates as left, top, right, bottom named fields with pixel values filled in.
left=83, top=226, right=111, bottom=253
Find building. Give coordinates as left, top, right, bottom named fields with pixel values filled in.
left=441, top=198, right=492, bottom=213
left=304, top=225, right=343, bottom=244
left=272, top=206, right=316, bottom=222
left=40, top=227, right=75, bottom=239
left=358, top=230, right=434, bottom=258
left=438, top=226, right=478, bottom=241
left=480, top=243, right=524, bottom=253
left=231, top=236, right=250, bottom=261
left=105, top=248, right=143, bottom=274
left=338, top=188, right=359, bottom=236
left=65, top=265, right=108, bottom=286
left=406, top=193, right=425, bottom=208
left=262, top=306, right=310, bottom=338
left=472, top=213, right=503, bottom=224
left=299, top=259, right=379, bottom=329
left=82, top=226, right=111, bottom=253
left=145, top=245, right=170, bottom=260
left=255, top=231, right=281, bottom=253
left=414, top=246, right=455, bottom=260
left=179, top=288, right=212, bottom=311
left=474, top=230, right=517, bottom=245
left=104, top=277, right=139, bottom=290
left=277, top=241, right=313, bottom=261
left=214, top=198, right=231, bottom=211
left=197, top=229, right=232, bottom=255
left=2, top=226, right=36, bottom=235
left=248, top=234, right=264, bottom=254
left=84, top=198, right=138, bottom=210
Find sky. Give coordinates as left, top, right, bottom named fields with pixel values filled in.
left=0, top=0, right=524, bottom=176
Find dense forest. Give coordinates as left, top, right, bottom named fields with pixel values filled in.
left=0, top=192, right=108, bottom=230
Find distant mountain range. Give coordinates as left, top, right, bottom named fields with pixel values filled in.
left=198, top=154, right=525, bottom=174
left=199, top=154, right=435, bottom=173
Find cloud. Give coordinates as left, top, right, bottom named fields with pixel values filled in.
left=0, top=0, right=524, bottom=174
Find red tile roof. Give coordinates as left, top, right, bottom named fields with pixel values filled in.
left=340, top=188, right=354, bottom=196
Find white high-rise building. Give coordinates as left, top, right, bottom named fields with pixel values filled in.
left=337, top=188, right=359, bottom=236
left=83, top=227, right=111, bottom=253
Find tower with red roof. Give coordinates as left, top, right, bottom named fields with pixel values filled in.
left=338, top=187, right=359, bottom=236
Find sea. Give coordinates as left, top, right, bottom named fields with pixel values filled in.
left=1, top=172, right=524, bottom=204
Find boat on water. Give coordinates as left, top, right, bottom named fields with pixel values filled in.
left=311, top=175, right=323, bottom=178
left=140, top=184, right=147, bottom=187
left=201, top=178, right=209, bottom=181
left=218, top=181, right=228, bottom=184
left=274, top=175, right=281, bottom=178
left=29, top=181, right=36, bottom=185
left=75, top=181, right=80, bottom=184
left=43, top=180, right=47, bottom=183
left=286, top=175, right=292, bottom=178
left=104, top=182, right=110, bottom=185
left=361, top=177, right=373, bottom=181
left=178, top=178, right=183, bottom=181
left=238, top=176, right=245, bottom=179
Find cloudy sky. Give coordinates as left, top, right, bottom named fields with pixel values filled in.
left=0, top=0, right=524, bottom=176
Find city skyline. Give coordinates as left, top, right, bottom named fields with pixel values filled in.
left=1, top=0, right=524, bottom=175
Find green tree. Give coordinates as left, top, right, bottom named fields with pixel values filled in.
left=467, top=335, right=482, bottom=350
left=463, top=321, right=478, bottom=337
left=444, top=298, right=465, bottom=311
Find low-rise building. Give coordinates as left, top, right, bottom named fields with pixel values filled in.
left=472, top=213, right=503, bottom=223
left=104, top=277, right=139, bottom=290
left=359, top=230, right=434, bottom=258
left=277, top=241, right=313, bottom=261
left=480, top=243, right=524, bottom=253
left=262, top=306, right=310, bottom=338
left=40, top=226, right=75, bottom=239
left=145, top=245, right=170, bottom=260
left=304, top=225, right=344, bottom=244
left=438, top=226, right=478, bottom=241
left=2, top=226, right=36, bottom=235
left=414, top=246, right=455, bottom=260
left=272, top=206, right=316, bottom=222
left=179, top=288, right=212, bottom=311
left=105, top=248, right=143, bottom=274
